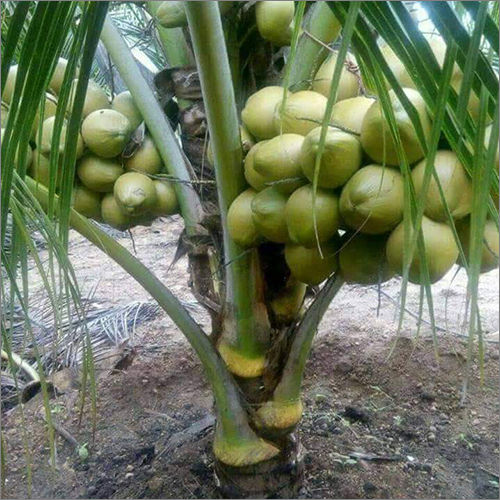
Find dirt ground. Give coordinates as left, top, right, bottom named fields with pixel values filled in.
left=2, top=218, right=499, bottom=499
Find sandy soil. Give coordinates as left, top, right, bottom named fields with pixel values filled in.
left=2, top=217, right=499, bottom=499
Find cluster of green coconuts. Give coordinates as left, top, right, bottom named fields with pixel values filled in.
left=2, top=59, right=178, bottom=230
left=226, top=37, right=499, bottom=288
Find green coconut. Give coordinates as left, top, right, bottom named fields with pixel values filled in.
left=125, top=135, right=162, bottom=175
left=111, top=91, right=142, bottom=131
left=244, top=141, right=269, bottom=191
left=273, top=90, right=328, bottom=136
left=227, top=188, right=262, bottom=248
left=285, top=184, right=340, bottom=247
left=360, top=88, right=432, bottom=166
left=101, top=193, right=131, bottom=230
left=485, top=123, right=499, bottom=168
left=456, top=218, right=499, bottom=273
left=81, top=109, right=131, bottom=158
left=49, top=58, right=74, bottom=96
left=40, top=116, right=84, bottom=159
left=156, top=1, right=187, bottom=28
left=255, top=1, right=295, bottom=46
left=339, top=165, right=404, bottom=234
left=31, top=94, right=58, bottom=140
left=339, top=232, right=394, bottom=284
left=68, top=79, right=110, bottom=118
left=251, top=187, right=289, bottom=243
left=77, top=155, right=123, bottom=192
left=330, top=96, right=376, bottom=135
left=386, top=215, right=459, bottom=284
left=72, top=185, right=102, bottom=220
left=312, top=51, right=360, bottom=102
left=152, top=180, right=178, bottom=217
left=412, top=150, right=472, bottom=222
left=113, top=172, right=157, bottom=216
left=241, top=86, right=287, bottom=140
left=2, top=65, right=17, bottom=104
left=29, top=149, right=53, bottom=187
left=300, top=126, right=362, bottom=189
left=285, top=238, right=339, bottom=286
left=1, top=128, right=33, bottom=172
left=253, top=133, right=306, bottom=194
left=381, top=37, right=482, bottom=121
left=269, top=276, right=306, bottom=325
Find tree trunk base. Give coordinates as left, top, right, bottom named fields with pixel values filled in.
left=214, top=434, right=304, bottom=499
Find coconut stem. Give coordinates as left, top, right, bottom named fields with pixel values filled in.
left=26, top=177, right=274, bottom=462
left=185, top=2, right=271, bottom=374
left=274, top=274, right=344, bottom=403
left=288, top=2, right=341, bottom=89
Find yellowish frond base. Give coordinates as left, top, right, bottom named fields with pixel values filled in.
left=255, top=399, right=303, bottom=430
left=218, top=342, right=266, bottom=378
left=214, top=435, right=280, bottom=467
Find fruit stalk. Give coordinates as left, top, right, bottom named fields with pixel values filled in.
left=185, top=1, right=271, bottom=377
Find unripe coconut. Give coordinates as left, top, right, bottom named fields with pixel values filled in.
left=300, top=126, right=362, bottom=189
left=253, top=133, right=306, bottom=194
left=360, top=88, right=432, bottom=166
left=285, top=184, right=340, bottom=247
left=156, top=1, right=187, bottom=27
left=101, top=193, right=131, bottom=230
left=40, top=116, right=84, bottom=159
left=339, top=232, right=394, bottom=284
left=68, top=79, right=110, bottom=118
left=31, top=93, right=58, bottom=140
left=152, top=180, right=178, bottom=217
left=1, top=128, right=33, bottom=172
left=255, top=1, right=295, bottom=46
left=125, top=135, right=162, bottom=175
left=227, top=188, right=262, bottom=248
left=330, top=96, right=375, bottom=135
left=111, top=91, right=142, bottom=131
left=2, top=65, right=17, bottom=104
left=244, top=141, right=269, bottom=191
left=29, top=149, right=53, bottom=188
left=81, top=109, right=131, bottom=158
left=273, top=91, right=328, bottom=136
left=72, top=185, right=102, bottom=220
left=312, top=51, right=360, bottom=102
left=251, top=187, right=289, bottom=243
left=114, top=172, right=157, bottom=216
left=386, top=216, right=459, bottom=284
left=285, top=238, right=339, bottom=286
left=456, top=218, right=499, bottom=273
left=49, top=58, right=75, bottom=96
left=241, top=86, right=287, bottom=140
left=269, top=276, right=306, bottom=325
left=77, top=155, right=123, bottom=192
left=339, top=165, right=404, bottom=234
left=412, top=150, right=472, bottom=222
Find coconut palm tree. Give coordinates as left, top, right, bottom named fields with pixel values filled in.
left=1, top=1, right=498, bottom=497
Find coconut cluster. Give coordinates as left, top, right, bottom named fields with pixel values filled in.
left=227, top=55, right=498, bottom=287
left=3, top=58, right=178, bottom=230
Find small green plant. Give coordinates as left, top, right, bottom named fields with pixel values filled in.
left=77, top=442, right=89, bottom=461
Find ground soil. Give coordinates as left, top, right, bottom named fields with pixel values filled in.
left=2, top=218, right=499, bottom=499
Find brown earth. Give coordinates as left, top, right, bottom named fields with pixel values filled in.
left=2, top=218, right=499, bottom=499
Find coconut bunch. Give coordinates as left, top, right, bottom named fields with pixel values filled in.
left=227, top=64, right=498, bottom=289
left=2, top=59, right=179, bottom=231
